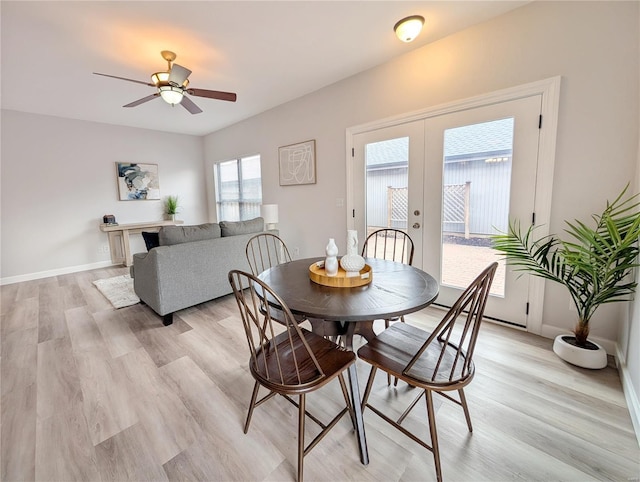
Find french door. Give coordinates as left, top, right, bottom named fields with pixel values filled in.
left=422, top=95, right=542, bottom=326
left=351, top=95, right=543, bottom=328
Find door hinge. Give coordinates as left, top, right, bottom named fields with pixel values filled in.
left=526, top=302, right=530, bottom=315
left=532, top=212, right=536, bottom=225
left=352, top=209, right=355, bottom=218
left=538, top=114, right=543, bottom=129
left=351, top=147, right=355, bottom=157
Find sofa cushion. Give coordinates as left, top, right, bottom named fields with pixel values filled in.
left=220, top=217, right=264, bottom=237
left=141, top=231, right=160, bottom=251
left=159, top=223, right=221, bottom=246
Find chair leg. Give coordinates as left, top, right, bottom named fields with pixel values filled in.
left=244, top=381, right=260, bottom=434
left=459, top=388, right=473, bottom=432
left=425, top=390, right=443, bottom=482
left=361, top=366, right=378, bottom=411
left=383, top=319, right=393, bottom=385
left=388, top=316, right=406, bottom=386
left=298, top=394, right=306, bottom=482
left=338, top=373, right=356, bottom=430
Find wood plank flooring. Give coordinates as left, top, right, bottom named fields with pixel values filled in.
left=2, top=266, right=639, bottom=481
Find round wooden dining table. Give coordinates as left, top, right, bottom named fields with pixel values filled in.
left=258, top=256, right=439, bottom=466
left=258, top=257, right=439, bottom=347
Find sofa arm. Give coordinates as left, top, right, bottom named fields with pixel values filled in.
left=132, top=251, right=165, bottom=314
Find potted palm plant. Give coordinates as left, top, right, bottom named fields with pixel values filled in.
left=165, top=195, right=179, bottom=221
left=492, top=185, right=640, bottom=369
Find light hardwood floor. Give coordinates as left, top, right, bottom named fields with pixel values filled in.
left=2, top=266, right=639, bottom=481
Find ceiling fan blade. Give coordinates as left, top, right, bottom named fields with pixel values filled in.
left=187, top=88, right=237, bottom=102
left=94, top=72, right=154, bottom=87
left=180, top=95, right=203, bottom=114
left=123, top=93, right=160, bottom=108
left=169, top=63, right=192, bottom=86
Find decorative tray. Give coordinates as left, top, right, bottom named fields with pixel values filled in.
left=309, top=261, right=372, bottom=287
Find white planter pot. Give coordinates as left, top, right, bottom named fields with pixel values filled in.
left=552, top=334, right=607, bottom=369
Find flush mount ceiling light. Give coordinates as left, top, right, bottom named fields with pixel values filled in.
left=394, top=15, right=425, bottom=43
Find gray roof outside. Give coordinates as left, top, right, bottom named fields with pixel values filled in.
left=444, top=117, right=514, bottom=157
left=366, top=117, right=514, bottom=167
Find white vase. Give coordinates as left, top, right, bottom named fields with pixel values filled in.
left=325, top=238, right=339, bottom=276
left=340, top=230, right=365, bottom=276
left=552, top=334, right=607, bottom=369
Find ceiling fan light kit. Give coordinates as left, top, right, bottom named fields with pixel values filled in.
left=94, top=50, right=237, bottom=114
left=394, top=15, right=425, bottom=42
left=159, top=85, right=184, bottom=105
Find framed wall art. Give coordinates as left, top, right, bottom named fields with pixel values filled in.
left=116, top=162, right=161, bottom=200
left=278, top=139, right=316, bottom=186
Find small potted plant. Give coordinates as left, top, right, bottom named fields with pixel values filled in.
left=492, top=185, right=640, bottom=369
left=165, top=195, right=179, bottom=221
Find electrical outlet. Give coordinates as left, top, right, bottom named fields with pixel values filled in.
left=98, top=245, right=110, bottom=254
left=293, top=247, right=300, bottom=258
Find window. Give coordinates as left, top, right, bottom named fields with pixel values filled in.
left=214, top=155, right=262, bottom=221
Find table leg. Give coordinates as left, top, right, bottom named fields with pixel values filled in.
left=308, top=318, right=343, bottom=338
left=310, top=319, right=370, bottom=464
left=107, top=231, right=125, bottom=265
left=343, top=320, right=376, bottom=350
left=122, top=229, right=133, bottom=267
left=347, top=363, right=369, bottom=465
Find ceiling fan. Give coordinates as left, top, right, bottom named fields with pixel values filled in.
left=94, top=50, right=237, bottom=114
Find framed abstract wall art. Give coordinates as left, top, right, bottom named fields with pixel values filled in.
left=116, top=162, right=160, bottom=200
left=278, top=139, right=316, bottom=186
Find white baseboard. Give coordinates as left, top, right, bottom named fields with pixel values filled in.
left=616, top=344, right=640, bottom=447
left=1, top=261, right=116, bottom=285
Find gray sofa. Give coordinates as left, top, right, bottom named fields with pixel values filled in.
left=131, top=218, right=270, bottom=325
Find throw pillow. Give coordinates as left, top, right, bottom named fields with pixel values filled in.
left=219, top=217, right=264, bottom=237
left=159, top=223, right=222, bottom=246
left=141, top=231, right=160, bottom=251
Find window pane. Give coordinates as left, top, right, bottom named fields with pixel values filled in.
left=240, top=155, right=262, bottom=220
left=215, top=156, right=262, bottom=222
left=440, top=118, right=513, bottom=297
left=365, top=137, right=409, bottom=243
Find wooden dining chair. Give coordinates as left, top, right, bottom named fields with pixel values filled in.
left=228, top=269, right=357, bottom=482
left=245, top=232, right=294, bottom=327
left=361, top=228, right=415, bottom=383
left=361, top=228, right=414, bottom=265
left=246, top=233, right=345, bottom=340
left=357, top=262, right=498, bottom=482
left=245, top=232, right=292, bottom=276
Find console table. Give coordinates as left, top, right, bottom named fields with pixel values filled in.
left=99, top=220, right=183, bottom=267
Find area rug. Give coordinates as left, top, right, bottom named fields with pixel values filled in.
left=93, top=274, right=140, bottom=309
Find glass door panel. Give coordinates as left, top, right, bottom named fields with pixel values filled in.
left=365, top=137, right=409, bottom=237
left=440, top=118, right=514, bottom=297
left=353, top=121, right=425, bottom=268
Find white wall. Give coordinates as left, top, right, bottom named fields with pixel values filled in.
left=204, top=0, right=639, bottom=345
left=1, top=110, right=206, bottom=282
left=619, top=98, right=640, bottom=443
